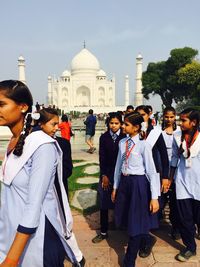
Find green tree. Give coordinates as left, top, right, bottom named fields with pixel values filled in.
left=178, top=61, right=200, bottom=105
left=142, top=47, right=198, bottom=107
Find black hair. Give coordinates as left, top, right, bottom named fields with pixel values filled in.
left=162, top=106, right=177, bottom=131
left=124, top=111, right=144, bottom=139
left=146, top=105, right=153, bottom=112
left=135, top=105, right=152, bottom=127
left=179, top=108, right=200, bottom=158
left=89, top=109, right=93, bottom=115
left=0, top=80, right=33, bottom=157
left=126, top=105, right=134, bottom=111
left=107, top=112, right=123, bottom=125
left=37, top=108, right=59, bottom=124
left=61, top=114, right=68, bottom=122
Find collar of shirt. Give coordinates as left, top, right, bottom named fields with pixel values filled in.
left=109, top=129, right=120, bottom=137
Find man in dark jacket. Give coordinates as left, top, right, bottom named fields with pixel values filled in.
left=84, top=109, right=97, bottom=153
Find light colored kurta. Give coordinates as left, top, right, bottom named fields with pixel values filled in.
left=171, top=131, right=200, bottom=200
left=0, top=131, right=76, bottom=266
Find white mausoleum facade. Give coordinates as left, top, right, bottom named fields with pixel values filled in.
left=48, top=48, right=116, bottom=113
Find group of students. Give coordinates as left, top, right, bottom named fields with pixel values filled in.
left=0, top=80, right=85, bottom=267
left=93, top=104, right=200, bottom=266
left=0, top=79, right=200, bottom=267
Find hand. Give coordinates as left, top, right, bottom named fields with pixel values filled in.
left=150, top=199, right=159, bottom=214
left=161, top=178, right=170, bottom=193
left=101, top=175, right=110, bottom=190
left=111, top=189, right=117, bottom=203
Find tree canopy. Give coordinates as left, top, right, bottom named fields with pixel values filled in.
left=142, top=47, right=199, bottom=107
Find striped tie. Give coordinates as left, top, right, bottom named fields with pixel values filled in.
left=122, top=138, right=134, bottom=164
left=111, top=133, right=118, bottom=142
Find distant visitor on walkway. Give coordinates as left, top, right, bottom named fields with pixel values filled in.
left=84, top=109, right=97, bottom=154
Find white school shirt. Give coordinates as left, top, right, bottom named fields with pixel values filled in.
left=162, top=126, right=180, bottom=163
left=171, top=131, right=200, bottom=200
left=113, top=134, right=160, bottom=199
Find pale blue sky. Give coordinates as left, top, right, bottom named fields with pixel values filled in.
left=0, top=0, right=199, bottom=109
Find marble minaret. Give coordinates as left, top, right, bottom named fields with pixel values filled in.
left=134, top=53, right=143, bottom=106
left=125, top=75, right=129, bottom=107
left=18, top=56, right=26, bottom=84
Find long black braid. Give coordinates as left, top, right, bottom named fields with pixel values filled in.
left=0, top=80, right=33, bottom=157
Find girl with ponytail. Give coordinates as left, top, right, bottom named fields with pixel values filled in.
left=0, top=80, right=79, bottom=267
left=170, top=108, right=200, bottom=262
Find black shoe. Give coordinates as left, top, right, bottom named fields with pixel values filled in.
left=92, top=233, right=108, bottom=243
left=72, top=256, right=86, bottom=267
left=196, top=228, right=200, bottom=240
left=175, top=249, right=196, bottom=262
left=170, top=227, right=181, bottom=240
left=139, top=236, right=157, bottom=258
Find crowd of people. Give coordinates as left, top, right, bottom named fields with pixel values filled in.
left=0, top=79, right=200, bottom=267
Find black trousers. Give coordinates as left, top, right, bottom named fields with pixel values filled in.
left=100, top=209, right=108, bottom=233
left=177, top=198, right=200, bottom=252
left=124, top=235, right=143, bottom=267
left=159, top=183, right=180, bottom=229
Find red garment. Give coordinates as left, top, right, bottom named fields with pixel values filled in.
left=58, top=121, right=71, bottom=141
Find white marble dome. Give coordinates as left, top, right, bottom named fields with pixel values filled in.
left=71, top=48, right=100, bottom=71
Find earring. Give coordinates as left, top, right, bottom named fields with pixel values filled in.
left=21, top=110, right=25, bottom=113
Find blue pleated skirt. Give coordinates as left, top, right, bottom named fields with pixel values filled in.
left=115, top=174, right=158, bottom=237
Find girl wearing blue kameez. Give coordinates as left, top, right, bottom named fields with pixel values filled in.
left=0, top=80, right=83, bottom=267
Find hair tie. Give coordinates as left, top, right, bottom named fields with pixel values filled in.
left=31, top=112, right=40, bottom=120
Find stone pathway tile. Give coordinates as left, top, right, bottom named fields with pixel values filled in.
left=84, top=165, right=99, bottom=174
left=77, top=177, right=99, bottom=184
left=71, top=189, right=97, bottom=210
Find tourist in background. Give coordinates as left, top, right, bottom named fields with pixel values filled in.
left=92, top=112, right=126, bottom=243
left=84, top=109, right=97, bottom=153
left=0, top=80, right=80, bottom=267
left=58, top=114, right=73, bottom=141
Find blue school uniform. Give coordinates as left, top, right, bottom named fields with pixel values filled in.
left=98, top=129, right=125, bottom=210
left=0, top=131, right=77, bottom=266
left=113, top=134, right=159, bottom=237
left=171, top=131, right=200, bottom=252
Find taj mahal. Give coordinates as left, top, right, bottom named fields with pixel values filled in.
left=17, top=46, right=144, bottom=113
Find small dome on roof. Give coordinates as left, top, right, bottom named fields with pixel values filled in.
left=61, top=70, right=71, bottom=77
left=18, top=55, right=25, bottom=62
left=136, top=53, right=143, bottom=59
left=97, top=69, right=106, bottom=77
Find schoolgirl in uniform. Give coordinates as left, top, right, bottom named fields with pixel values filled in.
left=135, top=105, right=169, bottom=257
left=170, top=108, right=200, bottom=262
left=92, top=112, right=126, bottom=243
left=33, top=107, right=85, bottom=266
left=0, top=80, right=80, bottom=267
left=161, top=107, right=180, bottom=240
left=112, top=112, right=159, bottom=267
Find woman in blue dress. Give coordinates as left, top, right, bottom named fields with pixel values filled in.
left=0, top=80, right=81, bottom=267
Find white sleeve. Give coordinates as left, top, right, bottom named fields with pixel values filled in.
left=143, top=142, right=160, bottom=199
left=113, top=143, right=122, bottom=190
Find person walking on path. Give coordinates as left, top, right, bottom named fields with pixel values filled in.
left=161, top=106, right=181, bottom=240
left=84, top=109, right=97, bottom=153
left=112, top=111, right=159, bottom=267
left=169, top=108, right=200, bottom=262
left=0, top=80, right=81, bottom=267
left=92, top=112, right=126, bottom=243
